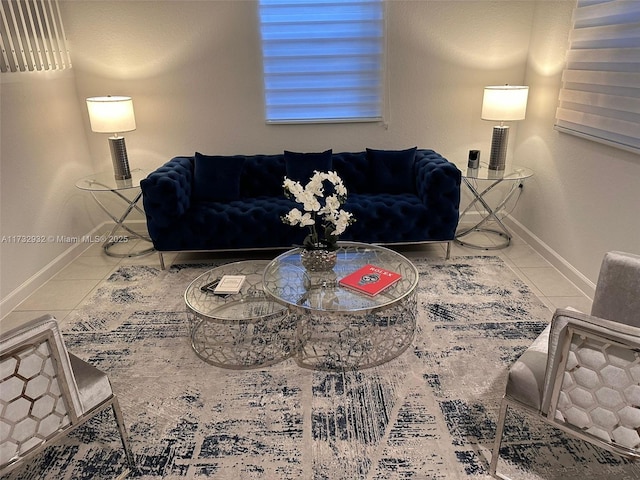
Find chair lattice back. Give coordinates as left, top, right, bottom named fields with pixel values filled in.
left=0, top=330, right=78, bottom=470
left=550, top=327, right=640, bottom=456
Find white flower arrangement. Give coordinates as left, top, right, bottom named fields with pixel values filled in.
left=282, top=171, right=354, bottom=251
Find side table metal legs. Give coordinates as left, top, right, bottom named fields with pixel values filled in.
left=89, top=189, right=155, bottom=258
left=455, top=177, right=522, bottom=250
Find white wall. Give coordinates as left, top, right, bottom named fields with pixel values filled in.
left=2, top=0, right=637, bottom=315
left=511, top=0, right=640, bottom=289
left=61, top=0, right=534, bottom=166
left=0, top=70, right=98, bottom=316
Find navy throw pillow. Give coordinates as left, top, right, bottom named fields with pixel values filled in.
left=284, top=149, right=333, bottom=184
left=366, top=147, right=417, bottom=194
left=193, top=152, right=246, bottom=202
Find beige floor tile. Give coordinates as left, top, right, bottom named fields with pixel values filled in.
left=121, top=250, right=164, bottom=267
left=81, top=242, right=108, bottom=257
left=450, top=240, right=501, bottom=258
left=502, top=244, right=553, bottom=268
left=453, top=230, right=505, bottom=251
left=519, top=267, right=584, bottom=297
left=54, top=255, right=121, bottom=280
left=101, top=238, right=155, bottom=258
left=16, top=279, right=99, bottom=311
left=546, top=296, right=593, bottom=313
left=0, top=310, right=71, bottom=332
left=536, top=296, right=557, bottom=314
left=502, top=263, right=549, bottom=301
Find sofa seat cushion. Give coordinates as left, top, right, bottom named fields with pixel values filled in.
left=341, top=193, right=437, bottom=243
left=152, top=197, right=307, bottom=251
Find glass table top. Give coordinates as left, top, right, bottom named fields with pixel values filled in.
left=185, top=260, right=287, bottom=322
left=75, top=169, right=149, bottom=191
left=262, top=242, right=419, bottom=313
left=456, top=162, right=534, bottom=181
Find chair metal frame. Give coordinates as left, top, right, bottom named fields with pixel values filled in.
left=490, top=320, right=640, bottom=479
left=0, top=317, right=137, bottom=477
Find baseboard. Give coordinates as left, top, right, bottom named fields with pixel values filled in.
left=503, top=216, right=596, bottom=299
left=0, top=223, right=111, bottom=319
left=2, top=216, right=595, bottom=319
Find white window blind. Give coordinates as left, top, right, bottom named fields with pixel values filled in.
left=555, top=0, right=640, bottom=154
left=258, top=0, right=384, bottom=124
left=0, top=0, right=71, bottom=73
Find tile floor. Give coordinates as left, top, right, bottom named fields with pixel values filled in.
left=1, top=224, right=592, bottom=332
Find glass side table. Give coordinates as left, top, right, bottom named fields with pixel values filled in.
left=75, top=169, right=155, bottom=257
left=455, top=163, right=534, bottom=250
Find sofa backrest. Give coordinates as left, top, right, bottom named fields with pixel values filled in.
left=180, top=149, right=451, bottom=200
left=239, top=151, right=375, bottom=198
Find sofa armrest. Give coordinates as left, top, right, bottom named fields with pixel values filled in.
left=414, top=150, right=461, bottom=237
left=141, top=156, right=194, bottom=230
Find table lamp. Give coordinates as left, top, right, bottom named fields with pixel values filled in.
left=481, top=86, right=528, bottom=171
left=86, top=96, right=136, bottom=180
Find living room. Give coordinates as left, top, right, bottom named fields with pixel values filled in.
left=1, top=1, right=639, bottom=478
left=1, top=0, right=638, bottom=317
left=0, top=0, right=638, bottom=314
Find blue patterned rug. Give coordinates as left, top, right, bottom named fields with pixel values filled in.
left=4, top=256, right=640, bottom=479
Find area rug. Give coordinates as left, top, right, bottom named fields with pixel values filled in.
left=5, top=256, right=640, bottom=480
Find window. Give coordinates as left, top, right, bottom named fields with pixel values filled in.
left=258, top=0, right=384, bottom=124
left=0, top=0, right=71, bottom=73
left=554, top=0, right=640, bottom=154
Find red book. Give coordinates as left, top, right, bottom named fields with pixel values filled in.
left=339, top=264, right=402, bottom=296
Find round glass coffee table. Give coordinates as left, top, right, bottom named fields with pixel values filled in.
left=262, top=242, right=419, bottom=371
left=184, top=260, right=295, bottom=369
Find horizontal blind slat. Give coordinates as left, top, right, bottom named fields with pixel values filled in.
left=556, top=108, right=640, bottom=141
left=555, top=0, right=640, bottom=153
left=573, top=0, right=640, bottom=26
left=559, top=89, right=640, bottom=114
left=570, top=23, right=640, bottom=47
left=566, top=47, right=640, bottom=64
left=562, top=69, right=640, bottom=88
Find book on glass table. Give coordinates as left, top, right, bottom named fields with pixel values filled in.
left=338, top=264, right=402, bottom=296
left=213, top=275, right=246, bottom=294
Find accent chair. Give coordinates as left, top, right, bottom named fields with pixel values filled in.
left=0, top=314, right=136, bottom=477
left=490, top=251, right=640, bottom=478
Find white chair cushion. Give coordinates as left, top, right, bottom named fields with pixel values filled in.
left=68, top=354, right=113, bottom=413
left=505, top=323, right=550, bottom=411
left=591, top=251, right=640, bottom=327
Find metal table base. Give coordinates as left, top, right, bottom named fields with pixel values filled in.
left=76, top=169, right=155, bottom=258
left=455, top=164, right=533, bottom=250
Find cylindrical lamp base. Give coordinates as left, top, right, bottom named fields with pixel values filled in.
left=108, top=136, right=132, bottom=180
left=488, top=126, right=509, bottom=171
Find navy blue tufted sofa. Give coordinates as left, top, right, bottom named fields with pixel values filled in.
left=140, top=149, right=461, bottom=268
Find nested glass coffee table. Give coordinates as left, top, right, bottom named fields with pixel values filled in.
left=262, top=242, right=419, bottom=371
left=184, top=260, right=295, bottom=369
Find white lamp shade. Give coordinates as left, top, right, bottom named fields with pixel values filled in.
left=481, top=86, right=529, bottom=121
left=86, top=96, right=136, bottom=133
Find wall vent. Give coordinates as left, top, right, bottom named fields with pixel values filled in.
left=1, top=0, right=71, bottom=73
